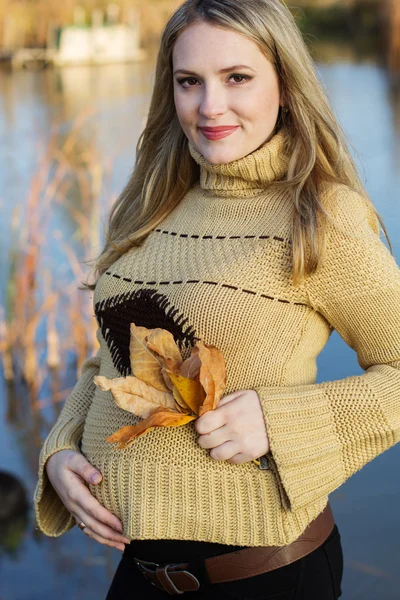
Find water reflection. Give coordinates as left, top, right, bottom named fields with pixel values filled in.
left=0, top=43, right=399, bottom=600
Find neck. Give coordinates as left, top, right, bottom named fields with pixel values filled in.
left=188, top=129, right=289, bottom=198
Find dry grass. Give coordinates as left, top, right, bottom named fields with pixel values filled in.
left=0, top=109, right=112, bottom=412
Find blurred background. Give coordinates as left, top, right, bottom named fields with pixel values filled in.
left=0, top=1, right=399, bottom=599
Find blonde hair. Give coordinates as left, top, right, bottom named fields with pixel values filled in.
left=81, top=0, right=391, bottom=291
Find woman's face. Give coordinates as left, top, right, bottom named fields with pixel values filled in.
left=172, top=21, right=282, bottom=165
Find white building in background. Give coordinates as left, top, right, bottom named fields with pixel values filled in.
left=49, top=24, right=146, bottom=66
left=11, top=5, right=146, bottom=69
left=49, top=6, right=146, bottom=65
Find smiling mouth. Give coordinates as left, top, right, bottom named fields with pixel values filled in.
left=198, top=126, right=240, bottom=140
left=199, top=126, right=239, bottom=131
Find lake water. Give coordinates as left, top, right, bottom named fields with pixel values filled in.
left=0, top=43, right=399, bottom=600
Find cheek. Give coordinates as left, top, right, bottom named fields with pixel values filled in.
left=247, top=85, right=280, bottom=123
left=174, top=92, right=183, bottom=121
left=174, top=91, right=194, bottom=125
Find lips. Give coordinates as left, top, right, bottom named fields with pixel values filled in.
left=198, top=126, right=240, bottom=140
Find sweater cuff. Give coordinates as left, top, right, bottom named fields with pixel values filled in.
left=34, top=416, right=85, bottom=537
left=254, top=386, right=345, bottom=511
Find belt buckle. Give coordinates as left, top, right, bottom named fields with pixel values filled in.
left=134, top=558, right=201, bottom=594
left=134, top=558, right=162, bottom=588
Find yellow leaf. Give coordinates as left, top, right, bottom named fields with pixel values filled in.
left=167, top=371, right=206, bottom=416
left=171, top=384, right=192, bottom=413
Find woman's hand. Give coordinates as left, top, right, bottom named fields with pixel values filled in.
left=45, top=449, right=130, bottom=551
left=195, top=390, right=270, bottom=464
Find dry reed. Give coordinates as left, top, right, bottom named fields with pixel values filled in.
left=0, top=109, right=110, bottom=415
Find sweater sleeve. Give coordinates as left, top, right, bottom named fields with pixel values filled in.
left=254, top=185, right=400, bottom=512
left=33, top=336, right=101, bottom=537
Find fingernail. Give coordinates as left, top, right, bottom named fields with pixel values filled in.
left=90, top=473, right=102, bottom=484
left=116, top=523, right=123, bottom=533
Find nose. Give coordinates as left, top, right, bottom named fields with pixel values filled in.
left=198, top=84, right=227, bottom=121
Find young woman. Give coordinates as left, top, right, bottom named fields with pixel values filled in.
left=34, top=1, right=400, bottom=598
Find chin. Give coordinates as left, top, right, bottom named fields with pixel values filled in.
left=198, top=145, right=242, bottom=166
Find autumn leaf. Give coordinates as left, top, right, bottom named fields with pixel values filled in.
left=97, top=327, right=227, bottom=442
left=106, top=406, right=196, bottom=449
left=194, top=342, right=226, bottom=415
left=160, top=366, right=176, bottom=392
left=167, top=370, right=206, bottom=416
left=129, top=323, right=169, bottom=392
left=145, top=328, right=183, bottom=371
left=94, top=374, right=178, bottom=418
left=179, top=352, right=201, bottom=380
left=171, top=382, right=192, bottom=411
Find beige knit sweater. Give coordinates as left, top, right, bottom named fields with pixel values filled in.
left=34, top=129, right=400, bottom=547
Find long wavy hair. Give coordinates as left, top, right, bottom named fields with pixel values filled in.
left=81, top=0, right=391, bottom=291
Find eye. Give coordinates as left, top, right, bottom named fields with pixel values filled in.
left=229, top=74, right=251, bottom=84
left=176, top=74, right=252, bottom=88
left=177, top=77, right=199, bottom=88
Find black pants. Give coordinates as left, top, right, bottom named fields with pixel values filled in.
left=106, top=524, right=343, bottom=600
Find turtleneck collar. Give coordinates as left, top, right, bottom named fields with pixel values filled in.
left=188, top=128, right=289, bottom=198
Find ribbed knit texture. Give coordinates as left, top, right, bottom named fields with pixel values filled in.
left=34, top=129, right=400, bottom=546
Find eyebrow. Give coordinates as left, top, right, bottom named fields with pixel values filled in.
left=173, top=64, right=256, bottom=76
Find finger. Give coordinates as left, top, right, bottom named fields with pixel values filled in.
left=209, top=440, right=240, bottom=461
left=78, top=509, right=131, bottom=545
left=227, top=452, right=250, bottom=465
left=81, top=526, right=126, bottom=552
left=66, top=474, right=125, bottom=534
left=217, top=391, right=243, bottom=406
left=197, top=424, right=229, bottom=449
left=79, top=494, right=129, bottom=539
left=69, top=453, right=103, bottom=485
left=195, top=410, right=225, bottom=435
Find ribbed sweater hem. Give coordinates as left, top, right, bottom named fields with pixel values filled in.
left=85, top=456, right=328, bottom=547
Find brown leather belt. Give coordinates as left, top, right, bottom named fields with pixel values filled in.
left=133, top=503, right=334, bottom=595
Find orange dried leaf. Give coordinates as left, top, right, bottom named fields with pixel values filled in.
left=106, top=406, right=196, bottom=449
left=163, top=357, right=181, bottom=375
left=94, top=374, right=178, bottom=418
left=161, top=367, right=175, bottom=391
left=129, top=323, right=169, bottom=392
left=198, top=364, right=215, bottom=416
left=193, top=341, right=226, bottom=415
left=106, top=424, right=156, bottom=448
left=146, top=328, right=183, bottom=371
